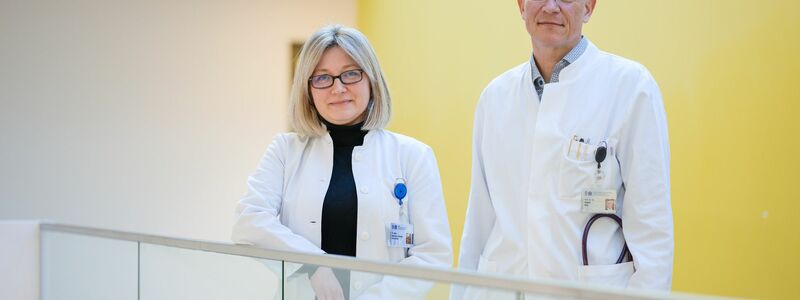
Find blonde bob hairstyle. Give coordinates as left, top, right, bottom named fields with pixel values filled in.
left=289, top=25, right=391, bottom=137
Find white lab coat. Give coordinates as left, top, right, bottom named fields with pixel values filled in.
left=232, top=129, right=452, bottom=299
left=453, top=40, right=673, bottom=299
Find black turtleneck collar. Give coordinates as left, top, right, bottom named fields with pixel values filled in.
left=324, top=120, right=368, bottom=147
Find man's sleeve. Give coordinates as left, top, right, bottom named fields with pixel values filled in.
left=617, top=72, right=674, bottom=291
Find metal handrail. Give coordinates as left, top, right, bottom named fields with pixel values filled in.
left=39, top=223, right=720, bottom=300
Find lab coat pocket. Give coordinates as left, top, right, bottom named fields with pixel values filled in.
left=577, top=261, right=634, bottom=288
left=557, top=142, right=598, bottom=200
left=557, top=138, right=622, bottom=200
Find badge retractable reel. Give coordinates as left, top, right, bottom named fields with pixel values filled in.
left=387, top=178, right=413, bottom=257
left=581, top=141, right=617, bottom=214
left=581, top=141, right=630, bottom=265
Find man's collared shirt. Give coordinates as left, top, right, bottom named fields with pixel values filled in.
left=530, top=36, right=588, bottom=100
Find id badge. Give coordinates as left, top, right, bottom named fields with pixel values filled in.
left=581, top=189, right=617, bottom=214
left=385, top=222, right=414, bottom=248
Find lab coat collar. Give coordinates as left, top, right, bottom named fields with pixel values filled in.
left=555, top=39, right=600, bottom=84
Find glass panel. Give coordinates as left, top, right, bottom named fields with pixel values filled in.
left=283, top=262, right=524, bottom=300
left=449, top=283, right=522, bottom=300
left=40, top=230, right=138, bottom=300
left=139, top=243, right=282, bottom=300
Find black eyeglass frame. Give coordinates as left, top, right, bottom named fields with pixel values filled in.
left=307, top=69, right=365, bottom=89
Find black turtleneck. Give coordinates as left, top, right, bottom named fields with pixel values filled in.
left=321, top=121, right=367, bottom=257
left=319, top=121, right=366, bottom=297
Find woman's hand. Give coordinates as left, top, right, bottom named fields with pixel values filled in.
left=309, top=267, right=345, bottom=300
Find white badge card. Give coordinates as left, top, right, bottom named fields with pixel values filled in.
left=581, top=189, right=618, bottom=214
left=386, top=222, right=414, bottom=248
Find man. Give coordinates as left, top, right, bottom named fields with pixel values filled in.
left=453, top=0, right=673, bottom=297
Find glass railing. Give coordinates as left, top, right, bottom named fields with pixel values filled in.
left=39, top=223, right=724, bottom=300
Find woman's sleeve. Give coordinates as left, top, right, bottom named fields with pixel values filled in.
left=231, top=134, right=325, bottom=255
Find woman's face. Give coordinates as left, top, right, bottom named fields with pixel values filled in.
left=309, top=46, right=371, bottom=126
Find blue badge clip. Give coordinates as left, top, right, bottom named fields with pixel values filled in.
left=393, top=178, right=407, bottom=206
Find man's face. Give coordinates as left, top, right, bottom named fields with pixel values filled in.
left=518, top=0, right=596, bottom=50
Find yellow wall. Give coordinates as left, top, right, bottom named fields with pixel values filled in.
left=358, top=1, right=799, bottom=299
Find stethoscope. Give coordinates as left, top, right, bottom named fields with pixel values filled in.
left=581, top=213, right=630, bottom=266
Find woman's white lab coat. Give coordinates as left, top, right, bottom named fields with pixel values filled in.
left=454, top=40, right=673, bottom=299
left=233, top=129, right=452, bottom=299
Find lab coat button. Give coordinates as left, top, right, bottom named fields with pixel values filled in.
left=360, top=232, right=369, bottom=240
left=360, top=187, right=369, bottom=194
left=354, top=281, right=363, bottom=290
left=354, top=153, right=362, bottom=162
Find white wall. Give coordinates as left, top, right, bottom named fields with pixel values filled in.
left=0, top=0, right=355, bottom=242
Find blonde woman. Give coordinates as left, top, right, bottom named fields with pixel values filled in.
left=232, top=25, right=451, bottom=300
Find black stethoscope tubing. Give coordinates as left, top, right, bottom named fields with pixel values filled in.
left=581, top=213, right=630, bottom=266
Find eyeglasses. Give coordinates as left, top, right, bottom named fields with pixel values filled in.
left=308, top=69, right=364, bottom=89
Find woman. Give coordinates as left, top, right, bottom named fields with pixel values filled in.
left=232, top=25, right=452, bottom=300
